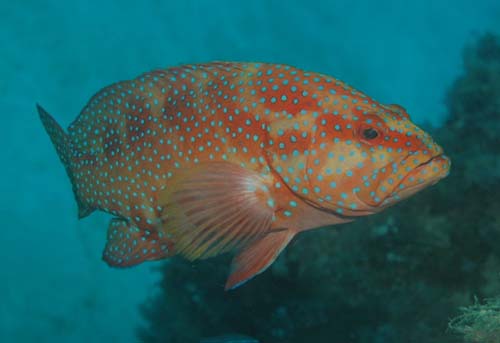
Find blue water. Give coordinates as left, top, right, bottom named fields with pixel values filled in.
left=2, top=1, right=499, bottom=342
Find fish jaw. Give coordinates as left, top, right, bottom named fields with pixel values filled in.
left=379, top=154, right=451, bottom=207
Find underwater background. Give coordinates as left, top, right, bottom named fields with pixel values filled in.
left=2, top=1, right=500, bottom=342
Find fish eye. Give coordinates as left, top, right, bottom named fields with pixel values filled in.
left=362, top=128, right=379, bottom=140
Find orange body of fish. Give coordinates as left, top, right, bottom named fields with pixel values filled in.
left=38, top=62, right=450, bottom=290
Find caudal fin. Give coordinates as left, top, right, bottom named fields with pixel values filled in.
left=37, top=104, right=71, bottom=166
left=37, top=104, right=94, bottom=218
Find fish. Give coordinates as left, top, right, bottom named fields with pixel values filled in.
left=200, top=334, right=259, bottom=343
left=38, top=62, right=450, bottom=290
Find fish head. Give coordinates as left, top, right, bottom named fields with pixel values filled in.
left=268, top=98, right=450, bottom=218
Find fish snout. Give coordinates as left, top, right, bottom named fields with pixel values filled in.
left=423, top=153, right=451, bottom=183
left=393, top=153, right=450, bottom=201
left=375, top=148, right=450, bottom=209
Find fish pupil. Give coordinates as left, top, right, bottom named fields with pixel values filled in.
left=363, top=128, right=378, bottom=140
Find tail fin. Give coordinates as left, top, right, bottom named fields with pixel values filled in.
left=37, top=104, right=94, bottom=218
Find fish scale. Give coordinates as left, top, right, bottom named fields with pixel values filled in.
left=38, top=61, right=450, bottom=290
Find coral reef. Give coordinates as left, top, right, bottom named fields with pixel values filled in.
left=137, top=33, right=500, bottom=343
left=449, top=297, right=500, bottom=343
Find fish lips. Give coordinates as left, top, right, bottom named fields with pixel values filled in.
left=382, top=154, right=451, bottom=205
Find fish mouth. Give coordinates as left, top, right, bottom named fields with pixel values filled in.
left=382, top=154, right=451, bottom=206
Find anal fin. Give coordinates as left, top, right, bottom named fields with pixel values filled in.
left=103, top=218, right=173, bottom=267
left=225, top=229, right=294, bottom=290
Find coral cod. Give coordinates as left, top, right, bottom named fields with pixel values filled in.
left=38, top=62, right=450, bottom=290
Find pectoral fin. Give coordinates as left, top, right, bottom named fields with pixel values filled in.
left=157, top=162, right=276, bottom=261
left=225, top=229, right=294, bottom=290
left=103, top=218, right=173, bottom=267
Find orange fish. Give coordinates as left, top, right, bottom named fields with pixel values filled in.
left=38, top=62, right=450, bottom=290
